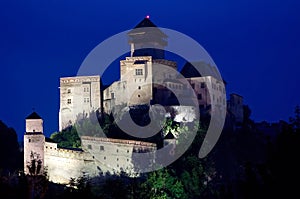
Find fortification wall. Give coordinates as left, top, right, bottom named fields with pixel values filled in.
left=44, top=142, right=99, bottom=184
left=81, top=136, right=156, bottom=174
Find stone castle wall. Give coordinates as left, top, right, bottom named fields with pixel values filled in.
left=43, top=136, right=156, bottom=184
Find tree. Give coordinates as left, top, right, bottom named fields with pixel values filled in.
left=140, top=168, right=187, bottom=199
left=50, top=126, right=81, bottom=148
left=22, top=152, right=48, bottom=199
left=289, top=105, right=300, bottom=131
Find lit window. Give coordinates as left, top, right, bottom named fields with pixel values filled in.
left=67, top=99, right=71, bottom=104
left=135, top=69, right=143, bottom=75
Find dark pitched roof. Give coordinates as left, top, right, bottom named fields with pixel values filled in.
left=180, top=61, right=222, bottom=80
left=128, top=17, right=167, bottom=38
left=134, top=17, right=157, bottom=29
left=26, top=112, right=42, bottom=119
left=164, top=132, right=175, bottom=139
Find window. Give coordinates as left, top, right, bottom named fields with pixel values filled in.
left=84, top=87, right=90, bottom=92
left=87, top=145, right=92, bottom=149
left=67, top=99, right=71, bottom=104
left=201, top=82, right=205, bottom=88
left=104, top=156, right=106, bottom=160
left=191, top=83, right=195, bottom=89
left=135, top=69, right=143, bottom=75
left=100, top=146, right=104, bottom=151
left=67, top=89, right=71, bottom=93
left=84, top=98, right=90, bottom=103
left=138, top=86, right=141, bottom=90
left=117, top=158, right=119, bottom=161
left=111, top=93, right=115, bottom=99
left=198, top=94, right=202, bottom=100
left=116, top=149, right=119, bottom=153
left=28, top=139, right=31, bottom=143
left=127, top=150, right=129, bottom=153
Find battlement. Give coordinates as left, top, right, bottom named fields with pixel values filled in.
left=81, top=136, right=156, bottom=148
left=125, top=56, right=152, bottom=62
left=153, top=59, right=177, bottom=68
left=60, top=75, right=100, bottom=84
left=45, top=141, right=85, bottom=159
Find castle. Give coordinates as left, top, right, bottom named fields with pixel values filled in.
left=24, top=17, right=243, bottom=184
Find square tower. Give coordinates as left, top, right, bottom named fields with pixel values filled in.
left=24, top=112, right=45, bottom=175
left=59, top=75, right=101, bottom=131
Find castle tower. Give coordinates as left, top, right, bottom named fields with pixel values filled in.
left=228, top=93, right=244, bottom=123
left=103, top=17, right=178, bottom=111
left=59, top=75, right=101, bottom=131
left=24, top=112, right=45, bottom=175
left=128, top=16, right=168, bottom=59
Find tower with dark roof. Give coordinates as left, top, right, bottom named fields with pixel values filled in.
left=128, top=16, right=167, bottom=59
left=24, top=111, right=45, bottom=175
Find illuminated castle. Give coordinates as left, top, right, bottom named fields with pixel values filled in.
left=24, top=17, right=242, bottom=184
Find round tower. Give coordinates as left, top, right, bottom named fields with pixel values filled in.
left=24, top=112, right=45, bottom=175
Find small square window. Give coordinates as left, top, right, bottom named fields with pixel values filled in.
left=135, top=69, right=143, bottom=75
left=84, top=87, right=89, bottom=92
left=67, top=99, right=72, bottom=104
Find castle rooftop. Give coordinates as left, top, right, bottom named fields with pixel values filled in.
left=26, top=111, right=42, bottom=119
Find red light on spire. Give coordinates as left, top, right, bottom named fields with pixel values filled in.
left=146, top=15, right=150, bottom=19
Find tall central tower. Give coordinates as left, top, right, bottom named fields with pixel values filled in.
left=128, top=16, right=168, bottom=59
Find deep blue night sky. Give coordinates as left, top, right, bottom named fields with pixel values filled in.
left=1, top=0, right=300, bottom=140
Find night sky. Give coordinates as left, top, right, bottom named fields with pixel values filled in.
left=1, top=0, right=300, bottom=140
